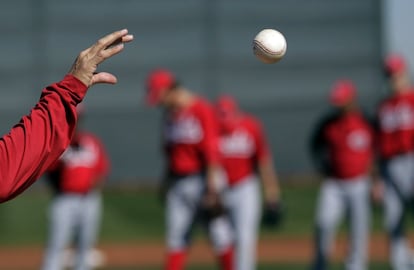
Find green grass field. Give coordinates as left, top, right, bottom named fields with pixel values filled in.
left=0, top=182, right=400, bottom=269
left=0, top=183, right=387, bottom=245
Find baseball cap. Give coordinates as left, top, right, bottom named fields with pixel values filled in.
left=146, top=69, right=176, bottom=105
left=384, top=54, right=406, bottom=76
left=329, top=80, right=356, bottom=106
left=216, top=95, right=239, bottom=115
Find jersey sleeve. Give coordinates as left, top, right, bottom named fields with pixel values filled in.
left=250, top=117, right=272, bottom=163
left=309, top=112, right=335, bottom=175
left=198, top=102, right=220, bottom=165
left=0, top=74, right=87, bottom=202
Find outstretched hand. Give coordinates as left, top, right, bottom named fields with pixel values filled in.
left=69, top=29, right=134, bottom=87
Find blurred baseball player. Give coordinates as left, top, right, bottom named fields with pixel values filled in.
left=376, top=55, right=414, bottom=270
left=42, top=106, right=110, bottom=270
left=214, top=95, right=282, bottom=270
left=310, top=80, right=375, bottom=270
left=0, top=29, right=132, bottom=203
left=145, top=69, right=234, bottom=270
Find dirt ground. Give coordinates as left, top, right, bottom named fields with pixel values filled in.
left=0, top=234, right=396, bottom=269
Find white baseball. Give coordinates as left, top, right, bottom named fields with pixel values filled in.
left=253, top=29, right=287, bottom=64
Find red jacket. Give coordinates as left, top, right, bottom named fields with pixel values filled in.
left=0, top=75, right=87, bottom=202
left=376, top=91, right=414, bottom=159
left=163, top=97, right=219, bottom=176
left=311, top=110, right=374, bottom=179
left=219, top=114, right=271, bottom=186
left=47, top=132, right=110, bottom=194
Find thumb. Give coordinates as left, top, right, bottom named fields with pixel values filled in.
left=91, top=72, right=118, bottom=85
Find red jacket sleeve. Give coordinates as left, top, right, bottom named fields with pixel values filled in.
left=251, top=117, right=272, bottom=163
left=0, top=74, right=87, bottom=202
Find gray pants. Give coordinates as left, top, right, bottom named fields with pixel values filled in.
left=382, top=153, right=414, bottom=270
left=42, top=191, right=102, bottom=270
left=166, top=174, right=233, bottom=253
left=312, top=176, right=370, bottom=270
left=223, top=175, right=261, bottom=270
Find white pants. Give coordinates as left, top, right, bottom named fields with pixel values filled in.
left=42, top=191, right=102, bottom=270
left=223, top=175, right=261, bottom=270
left=166, top=174, right=233, bottom=253
left=382, top=153, right=414, bottom=270
left=312, top=176, right=370, bottom=270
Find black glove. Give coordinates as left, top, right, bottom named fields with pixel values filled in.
left=261, top=200, right=284, bottom=228
left=200, top=191, right=227, bottom=220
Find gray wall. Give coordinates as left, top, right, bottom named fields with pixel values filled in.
left=0, top=0, right=382, bottom=185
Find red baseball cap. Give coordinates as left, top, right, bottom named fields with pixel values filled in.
left=146, top=69, right=176, bottom=105
left=385, top=54, right=406, bottom=76
left=329, top=80, right=356, bottom=106
left=216, top=95, right=239, bottom=115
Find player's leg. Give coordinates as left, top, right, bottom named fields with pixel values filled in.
left=312, top=179, right=345, bottom=270
left=199, top=171, right=234, bottom=270
left=165, top=174, right=204, bottom=270
left=41, top=195, right=78, bottom=270
left=344, top=178, right=370, bottom=270
left=207, top=215, right=235, bottom=270
left=74, top=191, right=102, bottom=270
left=383, top=154, right=414, bottom=270
left=224, top=176, right=261, bottom=270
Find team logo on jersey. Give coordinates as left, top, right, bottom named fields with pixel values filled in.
left=164, top=115, right=203, bottom=143
left=61, top=139, right=99, bottom=168
left=219, top=130, right=254, bottom=157
left=347, top=130, right=370, bottom=151
left=380, top=103, right=414, bottom=132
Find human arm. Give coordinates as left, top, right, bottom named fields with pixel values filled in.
left=252, top=119, right=283, bottom=226
left=0, top=29, right=133, bottom=202
left=199, top=102, right=223, bottom=209
left=249, top=118, right=280, bottom=202
left=258, top=158, right=281, bottom=204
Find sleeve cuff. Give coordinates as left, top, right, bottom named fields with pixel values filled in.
left=60, top=74, right=89, bottom=101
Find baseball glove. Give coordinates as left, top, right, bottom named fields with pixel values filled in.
left=261, top=201, right=284, bottom=228
left=200, top=192, right=227, bottom=220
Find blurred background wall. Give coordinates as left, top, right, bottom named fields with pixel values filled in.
left=0, top=0, right=389, bottom=186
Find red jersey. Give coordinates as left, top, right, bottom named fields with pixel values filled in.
left=163, top=98, right=219, bottom=175
left=312, top=111, right=374, bottom=179
left=218, top=115, right=271, bottom=186
left=0, top=75, right=87, bottom=202
left=48, top=132, right=110, bottom=194
left=376, top=90, right=414, bottom=159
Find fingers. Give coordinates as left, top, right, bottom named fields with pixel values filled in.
left=69, top=29, right=133, bottom=87
left=89, top=29, right=130, bottom=55
left=91, top=72, right=118, bottom=85
left=99, top=34, right=134, bottom=61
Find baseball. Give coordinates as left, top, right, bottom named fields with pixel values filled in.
left=253, top=29, right=287, bottom=64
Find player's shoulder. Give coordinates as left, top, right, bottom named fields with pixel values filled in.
left=319, top=109, right=340, bottom=125
left=78, top=131, right=95, bottom=138
left=192, top=96, right=215, bottom=114
left=78, top=131, right=103, bottom=144
left=240, top=114, right=264, bottom=131
left=195, top=96, right=212, bottom=108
